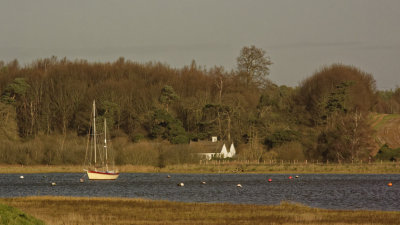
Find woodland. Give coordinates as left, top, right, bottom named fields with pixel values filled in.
left=0, top=45, right=400, bottom=166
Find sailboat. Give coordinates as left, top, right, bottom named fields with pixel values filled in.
left=84, top=100, right=119, bottom=180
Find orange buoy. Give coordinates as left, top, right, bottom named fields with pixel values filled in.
left=289, top=176, right=293, bottom=179
left=388, top=182, right=393, bottom=187
left=268, top=178, right=272, bottom=182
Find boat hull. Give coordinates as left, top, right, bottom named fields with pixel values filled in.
left=86, top=170, right=119, bottom=180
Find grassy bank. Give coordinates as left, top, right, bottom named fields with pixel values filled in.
left=2, top=196, right=400, bottom=225
left=1, top=161, right=400, bottom=174
left=0, top=202, right=44, bottom=225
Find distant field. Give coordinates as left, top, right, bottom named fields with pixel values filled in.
left=1, top=161, right=400, bottom=174
left=371, top=113, right=400, bottom=154
left=371, top=113, right=400, bottom=129
left=2, top=196, right=400, bottom=225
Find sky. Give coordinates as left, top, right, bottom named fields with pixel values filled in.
left=1, top=0, right=400, bottom=90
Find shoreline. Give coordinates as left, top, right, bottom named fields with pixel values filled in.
left=2, top=196, right=400, bottom=225
left=1, top=162, right=400, bottom=174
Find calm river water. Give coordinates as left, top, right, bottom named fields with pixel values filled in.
left=1, top=173, right=399, bottom=211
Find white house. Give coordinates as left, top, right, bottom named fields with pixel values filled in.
left=227, top=143, right=236, bottom=158
left=220, top=144, right=228, bottom=158
left=190, top=137, right=236, bottom=160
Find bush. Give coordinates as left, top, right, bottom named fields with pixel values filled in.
left=113, top=139, right=159, bottom=165
left=374, top=144, right=400, bottom=161
left=271, top=142, right=305, bottom=161
left=131, top=133, right=144, bottom=143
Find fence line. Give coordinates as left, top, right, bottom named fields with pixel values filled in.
left=199, top=159, right=399, bottom=167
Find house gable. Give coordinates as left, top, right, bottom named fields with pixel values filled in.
left=190, top=140, right=236, bottom=160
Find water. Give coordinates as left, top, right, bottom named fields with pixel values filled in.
left=1, top=173, right=400, bottom=211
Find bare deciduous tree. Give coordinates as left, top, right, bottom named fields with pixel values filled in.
left=237, top=45, right=272, bottom=87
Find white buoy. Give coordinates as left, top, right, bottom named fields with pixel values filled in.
left=51, top=182, right=56, bottom=186
left=201, top=181, right=206, bottom=184
left=295, top=175, right=299, bottom=178
left=237, top=184, right=242, bottom=188
left=177, top=182, right=184, bottom=187
left=167, top=175, right=171, bottom=178
left=20, top=176, right=24, bottom=179
left=79, top=178, right=84, bottom=183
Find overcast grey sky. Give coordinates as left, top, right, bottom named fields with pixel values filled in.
left=1, top=0, right=399, bottom=89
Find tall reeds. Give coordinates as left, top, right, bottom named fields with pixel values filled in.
left=1, top=160, right=400, bottom=174
left=2, top=196, right=400, bottom=225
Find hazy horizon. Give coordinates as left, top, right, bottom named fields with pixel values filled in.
left=1, top=0, right=400, bottom=89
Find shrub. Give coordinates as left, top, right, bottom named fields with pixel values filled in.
left=271, top=142, right=305, bottom=161
left=374, top=144, right=400, bottom=161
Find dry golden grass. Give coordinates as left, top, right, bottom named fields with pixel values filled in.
left=1, top=161, right=400, bottom=174
left=0, top=165, right=82, bottom=174
left=1, top=196, right=400, bottom=225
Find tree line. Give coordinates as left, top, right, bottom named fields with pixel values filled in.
left=0, top=46, right=399, bottom=165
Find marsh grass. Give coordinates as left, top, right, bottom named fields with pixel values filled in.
left=1, top=161, right=400, bottom=174
left=2, top=196, right=400, bottom=225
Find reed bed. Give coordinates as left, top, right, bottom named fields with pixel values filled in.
left=2, top=196, right=400, bottom=225
left=1, top=161, right=400, bottom=174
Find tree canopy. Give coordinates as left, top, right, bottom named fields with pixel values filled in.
left=236, top=45, right=272, bottom=87
left=0, top=50, right=396, bottom=165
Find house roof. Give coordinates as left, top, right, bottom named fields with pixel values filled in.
left=189, top=140, right=233, bottom=153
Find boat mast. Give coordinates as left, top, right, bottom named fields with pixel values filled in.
left=104, top=118, right=108, bottom=171
left=93, top=100, right=97, bottom=166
